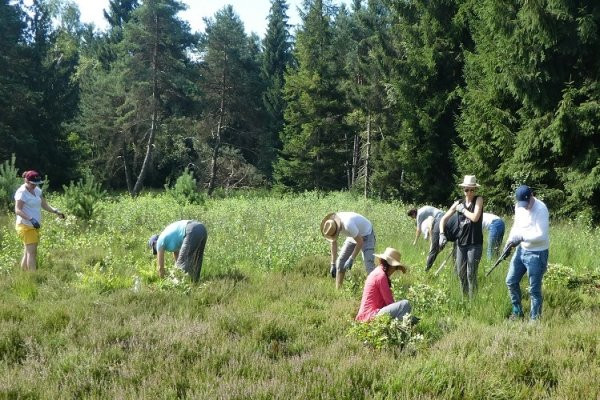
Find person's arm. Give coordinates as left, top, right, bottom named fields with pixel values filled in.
left=377, top=276, right=395, bottom=306
left=439, top=203, right=458, bottom=234
left=413, top=226, right=420, bottom=245
left=350, top=235, right=364, bottom=260
left=41, top=197, right=65, bottom=218
left=157, top=249, right=166, bottom=278
left=15, top=200, right=32, bottom=221
left=461, top=196, right=483, bottom=223
left=330, top=240, right=338, bottom=264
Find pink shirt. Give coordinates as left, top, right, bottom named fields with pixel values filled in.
left=355, top=267, right=395, bottom=322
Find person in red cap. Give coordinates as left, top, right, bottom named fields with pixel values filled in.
left=14, top=170, right=65, bottom=271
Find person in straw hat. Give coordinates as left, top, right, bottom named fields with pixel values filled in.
left=355, top=247, right=412, bottom=322
left=440, top=175, right=484, bottom=298
left=321, top=212, right=376, bottom=289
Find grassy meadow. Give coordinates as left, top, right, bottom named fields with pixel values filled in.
left=0, top=191, right=599, bottom=399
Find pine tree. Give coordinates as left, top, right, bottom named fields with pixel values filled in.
left=259, top=0, right=292, bottom=179
left=274, top=0, right=350, bottom=191
left=199, top=6, right=265, bottom=194
left=372, top=0, right=470, bottom=204
left=457, top=0, right=600, bottom=218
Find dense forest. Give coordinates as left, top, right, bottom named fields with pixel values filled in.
left=1, top=0, right=599, bottom=220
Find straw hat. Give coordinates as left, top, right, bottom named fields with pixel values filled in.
left=374, top=247, right=408, bottom=269
left=458, top=175, right=480, bottom=188
left=320, top=213, right=342, bottom=242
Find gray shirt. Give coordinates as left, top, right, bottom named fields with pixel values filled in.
left=416, top=206, right=443, bottom=228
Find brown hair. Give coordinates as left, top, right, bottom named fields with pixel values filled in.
left=380, top=259, right=393, bottom=288
left=407, top=209, right=417, bottom=218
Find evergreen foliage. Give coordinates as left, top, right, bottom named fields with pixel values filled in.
left=0, top=0, right=599, bottom=220
left=0, top=155, right=21, bottom=211
left=62, top=171, right=106, bottom=221
left=260, top=0, right=293, bottom=179
left=165, top=167, right=205, bottom=206
left=275, top=0, right=350, bottom=191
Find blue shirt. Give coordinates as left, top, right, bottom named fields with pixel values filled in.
left=156, top=220, right=190, bottom=252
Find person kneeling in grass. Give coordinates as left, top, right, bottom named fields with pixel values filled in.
left=148, top=220, right=208, bottom=282
left=355, top=247, right=412, bottom=322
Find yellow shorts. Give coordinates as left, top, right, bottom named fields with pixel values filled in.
left=16, top=224, right=40, bottom=245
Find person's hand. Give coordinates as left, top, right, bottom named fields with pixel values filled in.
left=330, top=263, right=336, bottom=278
left=438, top=232, right=447, bottom=249
left=456, top=203, right=465, bottom=214
left=507, top=235, right=523, bottom=249
left=344, top=258, right=354, bottom=270
left=30, top=217, right=40, bottom=229
left=55, top=209, right=65, bottom=219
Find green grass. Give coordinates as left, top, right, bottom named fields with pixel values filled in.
left=0, top=191, right=599, bottom=399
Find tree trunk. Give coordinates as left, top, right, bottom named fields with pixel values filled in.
left=208, top=66, right=227, bottom=196
left=132, top=12, right=160, bottom=197
left=364, top=112, right=371, bottom=199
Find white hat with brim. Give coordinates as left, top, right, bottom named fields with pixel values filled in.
left=458, top=175, right=480, bottom=188
left=374, top=247, right=408, bottom=269
left=320, top=213, right=342, bottom=242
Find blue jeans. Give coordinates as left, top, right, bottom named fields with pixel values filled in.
left=456, top=244, right=482, bottom=298
left=337, top=231, right=376, bottom=274
left=487, top=219, right=505, bottom=260
left=505, top=247, right=549, bottom=319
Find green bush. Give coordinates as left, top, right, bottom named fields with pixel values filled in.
left=62, top=172, right=106, bottom=220
left=165, top=168, right=205, bottom=206
left=348, top=314, right=423, bottom=350
left=0, top=155, right=21, bottom=211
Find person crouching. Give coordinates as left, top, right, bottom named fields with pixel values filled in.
left=355, top=247, right=412, bottom=322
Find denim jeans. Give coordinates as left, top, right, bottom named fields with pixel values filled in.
left=377, top=300, right=412, bottom=320
left=456, top=244, right=482, bottom=298
left=505, top=247, right=549, bottom=319
left=337, top=231, right=376, bottom=274
left=487, top=219, right=505, bottom=260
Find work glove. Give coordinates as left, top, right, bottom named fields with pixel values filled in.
left=456, top=203, right=465, bottom=214
left=343, top=257, right=354, bottom=271
left=438, top=232, right=447, bottom=250
left=500, top=237, right=522, bottom=260
left=330, top=263, right=336, bottom=278
left=30, top=217, right=40, bottom=229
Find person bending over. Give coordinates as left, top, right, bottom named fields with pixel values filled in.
left=321, top=212, right=375, bottom=289
left=148, top=220, right=208, bottom=282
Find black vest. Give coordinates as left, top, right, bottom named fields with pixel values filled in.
left=457, top=196, right=483, bottom=246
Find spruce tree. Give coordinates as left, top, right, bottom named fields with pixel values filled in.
left=260, top=0, right=292, bottom=179
left=274, top=0, right=350, bottom=191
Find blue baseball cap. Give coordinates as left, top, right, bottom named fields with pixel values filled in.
left=148, top=234, right=158, bottom=255
left=515, top=185, right=532, bottom=208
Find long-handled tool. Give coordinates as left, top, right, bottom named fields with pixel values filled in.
left=485, top=243, right=515, bottom=277
left=434, top=248, right=453, bottom=276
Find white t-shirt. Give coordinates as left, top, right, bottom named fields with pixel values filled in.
left=421, top=216, right=434, bottom=239
left=481, top=212, right=500, bottom=230
left=14, top=184, right=42, bottom=226
left=337, top=212, right=373, bottom=243
left=508, top=198, right=549, bottom=252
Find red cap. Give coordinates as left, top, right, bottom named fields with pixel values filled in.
left=23, top=170, right=43, bottom=184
